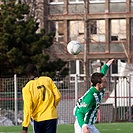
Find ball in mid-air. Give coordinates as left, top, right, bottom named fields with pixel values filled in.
left=67, top=41, right=83, bottom=55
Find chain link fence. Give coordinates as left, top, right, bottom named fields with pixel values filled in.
left=0, top=75, right=132, bottom=126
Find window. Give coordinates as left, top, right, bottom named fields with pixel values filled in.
left=110, top=0, right=126, bottom=2
left=88, top=20, right=97, bottom=34
left=111, top=60, right=118, bottom=74
left=55, top=21, right=64, bottom=42
left=110, top=60, right=118, bottom=82
left=69, top=60, right=83, bottom=75
left=111, top=19, right=126, bottom=41
left=111, top=36, right=118, bottom=41
left=69, top=21, right=84, bottom=41
left=89, top=20, right=105, bottom=42
left=91, top=60, right=104, bottom=73
left=69, top=60, right=76, bottom=74
left=49, top=0, right=64, bottom=4
left=58, top=21, right=64, bottom=35
left=111, top=60, right=126, bottom=77
left=89, top=0, right=105, bottom=3
left=69, top=0, right=84, bottom=3
left=89, top=0, right=126, bottom=3
left=90, top=21, right=97, bottom=34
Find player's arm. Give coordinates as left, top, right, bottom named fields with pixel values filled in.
left=21, top=83, right=32, bottom=132
left=100, top=59, right=114, bottom=75
left=50, top=78, right=61, bottom=107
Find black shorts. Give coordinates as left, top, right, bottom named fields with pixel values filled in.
left=33, top=119, right=57, bottom=133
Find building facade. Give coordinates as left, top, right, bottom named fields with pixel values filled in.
left=33, top=0, right=133, bottom=86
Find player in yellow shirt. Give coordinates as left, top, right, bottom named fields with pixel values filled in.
left=21, top=64, right=61, bottom=133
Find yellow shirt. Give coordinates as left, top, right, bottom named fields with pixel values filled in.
left=22, top=76, right=61, bottom=127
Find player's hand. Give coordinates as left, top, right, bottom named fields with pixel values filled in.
left=21, top=130, right=27, bottom=133
left=106, top=59, right=114, bottom=66
left=82, top=126, right=90, bottom=133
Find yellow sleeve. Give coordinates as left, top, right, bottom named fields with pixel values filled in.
left=22, top=83, right=32, bottom=128
left=50, top=79, right=61, bottom=107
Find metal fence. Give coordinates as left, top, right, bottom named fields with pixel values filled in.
left=0, top=74, right=133, bottom=126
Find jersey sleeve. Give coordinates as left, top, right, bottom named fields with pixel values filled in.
left=76, top=94, right=94, bottom=127
left=50, top=78, right=61, bottom=107
left=100, top=64, right=109, bottom=75
left=22, top=83, right=32, bottom=128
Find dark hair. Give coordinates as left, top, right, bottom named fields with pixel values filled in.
left=91, top=72, right=105, bottom=86
left=25, top=64, right=38, bottom=76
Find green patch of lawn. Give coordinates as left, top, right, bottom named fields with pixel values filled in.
left=0, top=122, right=133, bottom=133
left=57, top=124, right=74, bottom=133
left=95, top=122, right=133, bottom=133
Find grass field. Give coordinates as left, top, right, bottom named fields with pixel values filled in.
left=0, top=122, right=133, bottom=133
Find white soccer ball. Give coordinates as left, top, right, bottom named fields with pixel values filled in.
left=67, top=41, right=83, bottom=55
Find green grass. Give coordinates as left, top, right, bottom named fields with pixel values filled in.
left=0, top=122, right=133, bottom=133
left=95, top=122, right=133, bottom=133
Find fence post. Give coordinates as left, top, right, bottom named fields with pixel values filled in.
left=114, top=77, right=117, bottom=121
left=75, top=74, right=78, bottom=104
left=14, top=74, right=18, bottom=125
left=130, top=73, right=133, bottom=121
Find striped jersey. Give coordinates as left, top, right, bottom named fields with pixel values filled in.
left=22, top=76, right=61, bottom=128
left=73, top=64, right=108, bottom=127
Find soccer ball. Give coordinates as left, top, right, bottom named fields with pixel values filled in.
left=67, top=41, right=83, bottom=55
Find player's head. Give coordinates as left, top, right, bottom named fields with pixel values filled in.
left=25, top=64, right=39, bottom=78
left=91, top=72, right=107, bottom=90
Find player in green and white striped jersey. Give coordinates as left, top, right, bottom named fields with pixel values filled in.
left=73, top=59, right=114, bottom=133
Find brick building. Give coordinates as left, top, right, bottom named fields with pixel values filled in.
left=20, top=0, right=133, bottom=90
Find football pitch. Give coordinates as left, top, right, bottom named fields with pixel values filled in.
left=0, top=122, right=133, bottom=133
